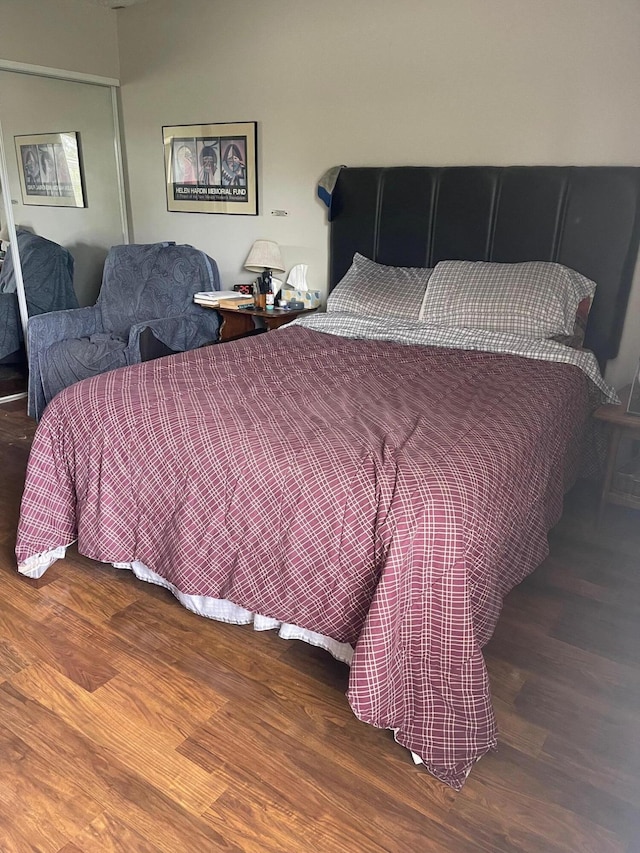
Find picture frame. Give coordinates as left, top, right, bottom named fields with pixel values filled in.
left=627, top=359, right=640, bottom=416
left=163, top=121, right=258, bottom=215
left=14, top=131, right=85, bottom=208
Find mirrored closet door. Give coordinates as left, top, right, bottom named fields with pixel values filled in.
left=0, top=64, right=128, bottom=401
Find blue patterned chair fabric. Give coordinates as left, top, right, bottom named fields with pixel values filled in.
left=0, top=229, right=77, bottom=363
left=27, top=242, right=221, bottom=420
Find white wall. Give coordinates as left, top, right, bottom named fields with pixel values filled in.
left=0, top=0, right=119, bottom=79
left=116, top=0, right=640, bottom=387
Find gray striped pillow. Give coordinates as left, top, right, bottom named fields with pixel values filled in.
left=418, top=260, right=596, bottom=338
left=328, top=253, right=433, bottom=321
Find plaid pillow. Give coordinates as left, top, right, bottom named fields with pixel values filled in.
left=327, top=253, right=433, bottom=321
left=418, top=260, right=597, bottom=339
left=551, top=296, right=593, bottom=348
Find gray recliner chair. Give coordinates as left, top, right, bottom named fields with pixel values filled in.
left=0, top=229, right=77, bottom=365
left=28, top=241, right=221, bottom=420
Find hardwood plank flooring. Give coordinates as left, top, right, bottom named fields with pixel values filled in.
left=0, top=398, right=639, bottom=851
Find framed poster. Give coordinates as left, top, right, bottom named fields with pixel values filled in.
left=14, top=131, right=85, bottom=207
left=163, top=121, right=258, bottom=215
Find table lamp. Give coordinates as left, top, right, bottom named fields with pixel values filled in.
left=244, top=240, right=285, bottom=303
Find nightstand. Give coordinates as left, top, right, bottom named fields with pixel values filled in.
left=215, top=306, right=316, bottom=343
left=593, top=384, right=640, bottom=525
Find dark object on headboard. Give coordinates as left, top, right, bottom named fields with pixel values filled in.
left=328, top=166, right=640, bottom=367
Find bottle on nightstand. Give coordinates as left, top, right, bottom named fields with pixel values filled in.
left=265, top=288, right=275, bottom=310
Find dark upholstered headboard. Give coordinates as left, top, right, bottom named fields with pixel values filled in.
left=328, top=166, right=640, bottom=367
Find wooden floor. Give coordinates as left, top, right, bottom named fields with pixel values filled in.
left=0, top=399, right=639, bottom=852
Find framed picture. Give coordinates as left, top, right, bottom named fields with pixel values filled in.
left=163, top=121, right=258, bottom=215
left=14, top=132, right=85, bottom=208
left=627, top=359, right=640, bottom=416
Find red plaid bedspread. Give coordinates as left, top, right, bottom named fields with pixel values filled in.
left=16, top=326, right=588, bottom=788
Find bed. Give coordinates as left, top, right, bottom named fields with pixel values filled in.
left=16, top=165, right=640, bottom=790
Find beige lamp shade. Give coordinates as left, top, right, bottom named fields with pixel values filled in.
left=0, top=222, right=10, bottom=243
left=244, top=240, right=285, bottom=273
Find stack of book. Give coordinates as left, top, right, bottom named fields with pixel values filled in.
left=193, top=290, right=253, bottom=308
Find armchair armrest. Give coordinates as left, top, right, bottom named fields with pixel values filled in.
left=28, top=305, right=100, bottom=353
left=27, top=305, right=100, bottom=421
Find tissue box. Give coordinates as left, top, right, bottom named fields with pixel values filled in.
left=285, top=289, right=321, bottom=309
